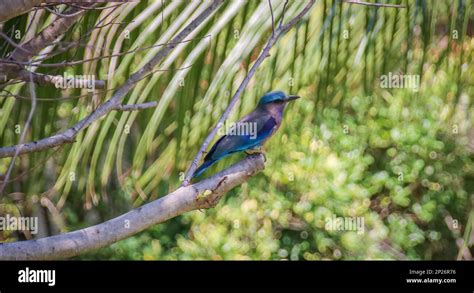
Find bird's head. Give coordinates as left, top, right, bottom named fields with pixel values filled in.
left=257, top=91, right=300, bottom=109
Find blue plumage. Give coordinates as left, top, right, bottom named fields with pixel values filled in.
left=193, top=91, right=300, bottom=178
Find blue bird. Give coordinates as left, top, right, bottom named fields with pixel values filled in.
left=193, top=91, right=300, bottom=178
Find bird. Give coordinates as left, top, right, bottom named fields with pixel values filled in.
left=193, top=90, right=300, bottom=178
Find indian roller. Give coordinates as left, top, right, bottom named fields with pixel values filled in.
left=193, top=91, right=300, bottom=178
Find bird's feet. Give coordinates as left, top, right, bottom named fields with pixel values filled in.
left=245, top=147, right=267, bottom=162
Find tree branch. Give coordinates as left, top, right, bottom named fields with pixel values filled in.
left=182, top=0, right=315, bottom=185
left=0, top=0, right=132, bottom=22
left=0, top=0, right=43, bottom=23
left=113, top=101, right=158, bottom=111
left=9, top=4, right=92, bottom=62
left=0, top=154, right=265, bottom=260
left=0, top=0, right=224, bottom=158
left=343, top=0, right=405, bottom=8
left=17, top=70, right=106, bottom=89
left=0, top=2, right=95, bottom=88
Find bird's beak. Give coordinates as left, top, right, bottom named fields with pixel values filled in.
left=285, top=95, right=301, bottom=102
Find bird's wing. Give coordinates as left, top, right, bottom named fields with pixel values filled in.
left=205, top=114, right=277, bottom=161
left=239, top=110, right=278, bottom=136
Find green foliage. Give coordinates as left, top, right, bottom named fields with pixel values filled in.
left=1, top=0, right=473, bottom=260
left=81, top=75, right=473, bottom=259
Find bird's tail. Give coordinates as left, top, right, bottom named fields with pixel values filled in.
left=193, top=159, right=217, bottom=178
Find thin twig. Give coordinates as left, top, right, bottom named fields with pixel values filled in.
left=0, top=32, right=34, bottom=55
left=279, top=0, right=289, bottom=28
left=0, top=72, right=37, bottom=196
left=17, top=70, right=106, bottom=89
left=24, top=17, right=131, bottom=63
left=23, top=6, right=40, bottom=42
left=343, top=0, right=405, bottom=8
left=268, top=0, right=275, bottom=36
left=9, top=4, right=93, bottom=62
left=1, top=35, right=211, bottom=68
left=0, top=147, right=61, bottom=185
left=43, top=6, right=89, bottom=18
left=114, top=101, right=158, bottom=111
left=66, top=2, right=132, bottom=11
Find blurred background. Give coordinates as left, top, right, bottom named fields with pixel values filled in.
left=0, top=0, right=473, bottom=260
